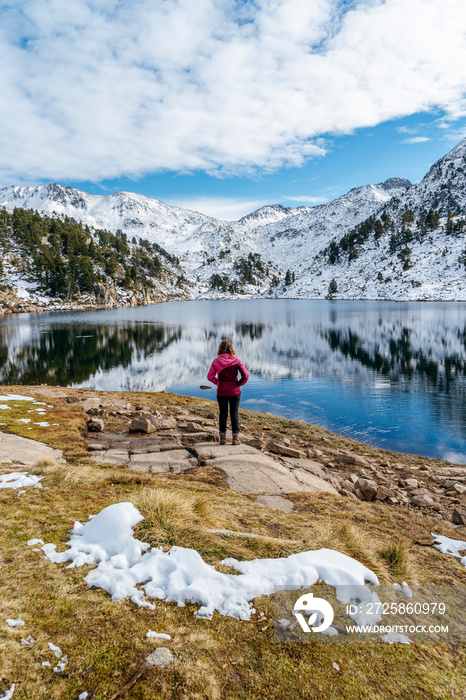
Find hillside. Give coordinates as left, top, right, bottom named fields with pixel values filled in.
left=1, top=138, right=466, bottom=307
left=0, top=206, right=189, bottom=312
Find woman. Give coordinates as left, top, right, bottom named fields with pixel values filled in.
left=207, top=339, right=249, bottom=445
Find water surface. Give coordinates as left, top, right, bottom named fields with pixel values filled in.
left=1, top=299, right=465, bottom=462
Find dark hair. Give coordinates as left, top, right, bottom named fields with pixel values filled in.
left=217, top=338, right=235, bottom=356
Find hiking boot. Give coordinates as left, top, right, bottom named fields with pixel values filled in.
left=219, top=432, right=226, bottom=445
left=232, top=433, right=241, bottom=445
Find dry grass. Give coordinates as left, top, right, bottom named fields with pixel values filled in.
left=1, top=387, right=466, bottom=698
left=379, top=542, right=411, bottom=582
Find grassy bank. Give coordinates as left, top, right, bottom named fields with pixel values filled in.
left=0, top=387, right=465, bottom=699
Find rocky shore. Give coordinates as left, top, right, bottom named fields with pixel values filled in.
left=39, top=386, right=466, bottom=528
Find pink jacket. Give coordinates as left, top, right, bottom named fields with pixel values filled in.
left=207, top=353, right=249, bottom=396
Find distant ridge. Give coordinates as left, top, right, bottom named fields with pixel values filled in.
left=1, top=137, right=466, bottom=304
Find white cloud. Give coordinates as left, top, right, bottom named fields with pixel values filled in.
left=1, top=0, right=466, bottom=185
left=283, top=195, right=329, bottom=204
left=402, top=136, right=431, bottom=144
left=166, top=196, right=274, bottom=220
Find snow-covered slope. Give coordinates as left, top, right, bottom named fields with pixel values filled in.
left=234, top=178, right=412, bottom=278
left=386, top=138, right=466, bottom=218
left=1, top=137, right=466, bottom=301
left=0, top=179, right=412, bottom=298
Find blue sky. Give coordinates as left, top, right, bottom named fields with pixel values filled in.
left=1, top=0, right=466, bottom=219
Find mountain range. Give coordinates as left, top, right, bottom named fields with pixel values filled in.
left=1, top=137, right=466, bottom=306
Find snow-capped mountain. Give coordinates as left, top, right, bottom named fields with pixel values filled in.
left=385, top=137, right=466, bottom=218
left=1, top=136, right=466, bottom=303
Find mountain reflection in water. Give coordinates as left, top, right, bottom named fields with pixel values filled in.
left=0, top=299, right=465, bottom=462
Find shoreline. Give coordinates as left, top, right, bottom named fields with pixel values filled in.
left=0, top=384, right=465, bottom=526
left=1, top=294, right=465, bottom=316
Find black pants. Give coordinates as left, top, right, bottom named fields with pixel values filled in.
left=217, top=395, right=240, bottom=434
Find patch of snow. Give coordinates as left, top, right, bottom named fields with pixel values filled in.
left=392, top=582, right=413, bottom=598
left=6, top=619, right=24, bottom=627
left=0, top=395, right=35, bottom=401
left=0, top=405, right=11, bottom=410
left=53, top=655, right=68, bottom=673
left=41, top=502, right=379, bottom=621
left=0, top=473, right=43, bottom=489
left=432, top=534, right=466, bottom=567
left=27, top=539, right=44, bottom=546
left=20, top=636, right=35, bottom=645
left=381, top=632, right=412, bottom=645
left=0, top=683, right=15, bottom=700
left=146, top=630, right=171, bottom=640
left=16, top=418, right=31, bottom=424
left=48, top=642, right=62, bottom=658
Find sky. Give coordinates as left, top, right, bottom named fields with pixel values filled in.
left=1, top=0, right=466, bottom=220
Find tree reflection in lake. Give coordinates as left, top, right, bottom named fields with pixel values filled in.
left=0, top=299, right=465, bottom=461
left=0, top=323, right=182, bottom=386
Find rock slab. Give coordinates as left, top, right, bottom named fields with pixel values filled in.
left=0, top=431, right=64, bottom=466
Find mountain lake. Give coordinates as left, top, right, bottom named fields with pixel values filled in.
left=1, top=298, right=465, bottom=463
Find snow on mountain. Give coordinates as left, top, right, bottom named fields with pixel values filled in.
left=234, top=178, right=412, bottom=279
left=385, top=138, right=466, bottom=219
left=1, top=137, right=466, bottom=302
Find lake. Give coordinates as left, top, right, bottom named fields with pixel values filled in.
left=1, top=299, right=465, bottom=463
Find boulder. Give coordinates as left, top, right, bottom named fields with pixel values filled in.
left=445, top=483, right=466, bottom=495
left=87, top=418, right=104, bottom=432
left=451, top=508, right=466, bottom=526
left=184, top=421, right=204, bottom=432
left=80, top=397, right=101, bottom=412
left=355, top=478, right=378, bottom=501
left=145, top=648, right=174, bottom=668
left=267, top=441, right=306, bottom=459
left=375, top=486, right=393, bottom=501
left=403, top=478, right=419, bottom=489
left=159, top=416, right=177, bottom=430
left=129, top=416, right=156, bottom=434
left=411, top=494, right=434, bottom=507
left=333, top=452, right=368, bottom=467
left=86, top=407, right=102, bottom=416
left=443, top=479, right=459, bottom=489
left=244, top=438, right=266, bottom=450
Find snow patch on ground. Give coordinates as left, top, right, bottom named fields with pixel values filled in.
left=147, top=630, right=171, bottom=640
left=432, top=533, right=466, bottom=567
left=0, top=473, right=43, bottom=489
left=0, top=395, right=35, bottom=402
left=39, top=502, right=379, bottom=621
left=0, top=683, right=15, bottom=699
left=5, top=619, right=24, bottom=627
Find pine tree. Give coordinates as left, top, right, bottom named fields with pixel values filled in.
left=327, top=278, right=338, bottom=298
